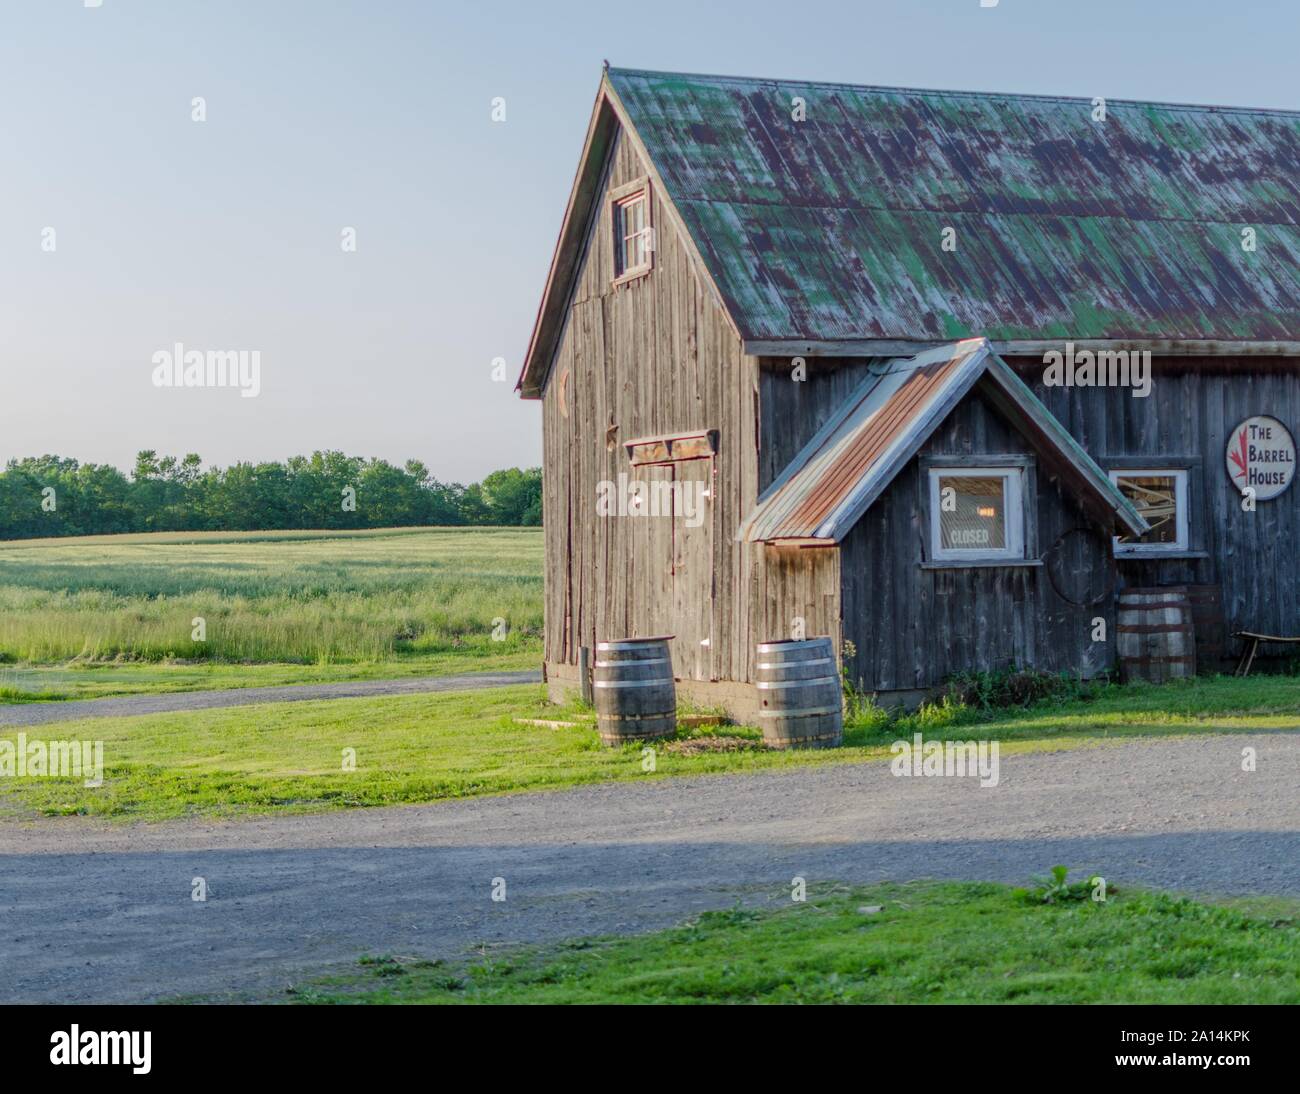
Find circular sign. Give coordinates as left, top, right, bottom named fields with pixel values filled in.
left=1226, top=416, right=1296, bottom=500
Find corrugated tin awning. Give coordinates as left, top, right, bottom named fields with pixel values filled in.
left=737, top=338, right=1147, bottom=544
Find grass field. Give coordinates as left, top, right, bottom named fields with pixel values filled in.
left=283, top=881, right=1300, bottom=1004
left=0, top=527, right=543, bottom=699
left=3, top=674, right=1297, bottom=821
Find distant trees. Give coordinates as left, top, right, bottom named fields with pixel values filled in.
left=0, top=451, right=543, bottom=539
left=480, top=467, right=543, bottom=525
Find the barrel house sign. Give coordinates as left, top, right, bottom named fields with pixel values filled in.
left=1226, top=416, right=1297, bottom=500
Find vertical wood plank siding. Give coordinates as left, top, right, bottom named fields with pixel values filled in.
left=837, top=390, right=1112, bottom=691
left=758, top=357, right=882, bottom=492
left=825, top=358, right=1300, bottom=692
left=1014, top=356, right=1300, bottom=652
left=541, top=127, right=777, bottom=685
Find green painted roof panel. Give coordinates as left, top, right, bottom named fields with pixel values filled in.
left=608, top=68, right=1300, bottom=344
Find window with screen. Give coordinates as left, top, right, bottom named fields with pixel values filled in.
left=1108, top=469, right=1188, bottom=554
left=928, top=467, right=1024, bottom=561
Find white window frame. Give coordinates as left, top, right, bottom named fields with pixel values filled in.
left=928, top=467, right=1024, bottom=562
left=611, top=177, right=653, bottom=284
left=1108, top=468, right=1189, bottom=555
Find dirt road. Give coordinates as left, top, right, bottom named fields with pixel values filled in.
left=1, top=732, right=1296, bottom=1003
left=0, top=670, right=542, bottom=727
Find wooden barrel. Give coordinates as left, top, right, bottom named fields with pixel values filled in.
left=755, top=637, right=843, bottom=749
left=1116, top=588, right=1196, bottom=684
left=593, top=637, right=676, bottom=746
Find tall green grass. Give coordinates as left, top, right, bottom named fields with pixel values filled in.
left=0, top=527, right=543, bottom=665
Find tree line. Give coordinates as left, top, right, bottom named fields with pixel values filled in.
left=0, top=451, right=542, bottom=539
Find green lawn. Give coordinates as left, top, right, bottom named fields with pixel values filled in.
left=3, top=675, right=1297, bottom=822
left=281, top=881, right=1300, bottom=1004
left=0, top=527, right=542, bottom=700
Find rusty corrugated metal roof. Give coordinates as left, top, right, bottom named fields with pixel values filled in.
left=607, top=68, right=1300, bottom=346
left=736, top=339, right=1147, bottom=543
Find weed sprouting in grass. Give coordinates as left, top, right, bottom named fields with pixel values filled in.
left=357, top=954, right=408, bottom=977
left=1014, top=865, right=1114, bottom=905
left=946, top=667, right=1102, bottom=711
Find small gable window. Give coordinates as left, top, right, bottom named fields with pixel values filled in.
left=1109, top=469, right=1189, bottom=554
left=611, top=178, right=652, bottom=282
left=928, top=467, right=1025, bottom=562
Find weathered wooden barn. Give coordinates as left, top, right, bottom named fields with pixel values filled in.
left=518, top=66, right=1300, bottom=715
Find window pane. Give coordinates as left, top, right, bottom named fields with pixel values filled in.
left=938, top=475, right=1006, bottom=551
left=617, top=195, right=647, bottom=274
left=1115, top=474, right=1179, bottom=545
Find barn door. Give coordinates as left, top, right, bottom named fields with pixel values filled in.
left=637, top=464, right=678, bottom=641
left=671, top=457, right=715, bottom=681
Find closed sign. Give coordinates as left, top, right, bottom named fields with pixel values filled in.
left=1226, top=416, right=1296, bottom=499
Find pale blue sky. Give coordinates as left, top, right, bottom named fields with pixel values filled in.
left=2, top=0, right=1296, bottom=481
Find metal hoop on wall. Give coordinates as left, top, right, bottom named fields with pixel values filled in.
left=1044, top=527, right=1115, bottom=608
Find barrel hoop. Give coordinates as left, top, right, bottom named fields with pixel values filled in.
left=1116, top=623, right=1194, bottom=635
left=755, top=658, right=833, bottom=670
left=593, top=679, right=674, bottom=690
left=599, top=735, right=672, bottom=742
left=756, top=678, right=839, bottom=690
left=594, top=657, right=671, bottom=668
left=1117, top=600, right=1192, bottom=611
left=756, top=640, right=832, bottom=653
left=599, top=732, right=673, bottom=740
left=758, top=705, right=841, bottom=718
left=599, top=711, right=676, bottom=723
left=596, top=638, right=673, bottom=650
left=765, top=733, right=843, bottom=744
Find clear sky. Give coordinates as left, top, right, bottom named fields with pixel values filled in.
left=2, top=0, right=1297, bottom=483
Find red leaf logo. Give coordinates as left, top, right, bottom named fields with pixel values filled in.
left=1228, top=428, right=1248, bottom=480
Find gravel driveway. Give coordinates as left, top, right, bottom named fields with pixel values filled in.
left=0, top=670, right=542, bottom=727
left=1, top=732, right=1296, bottom=1003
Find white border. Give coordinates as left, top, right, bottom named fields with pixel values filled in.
left=928, top=467, right=1024, bottom=562
left=1108, top=468, right=1189, bottom=555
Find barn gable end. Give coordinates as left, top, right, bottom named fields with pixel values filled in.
left=536, top=97, right=785, bottom=705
